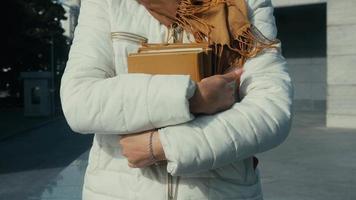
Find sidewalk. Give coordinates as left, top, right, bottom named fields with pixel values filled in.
left=0, top=118, right=92, bottom=200
left=259, top=112, right=356, bottom=200
left=0, top=107, right=62, bottom=140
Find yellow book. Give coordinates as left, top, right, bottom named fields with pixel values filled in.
left=127, top=43, right=213, bottom=82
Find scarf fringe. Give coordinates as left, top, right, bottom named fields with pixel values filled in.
left=227, top=23, right=279, bottom=58
left=175, top=0, right=227, bottom=43
left=173, top=0, right=278, bottom=73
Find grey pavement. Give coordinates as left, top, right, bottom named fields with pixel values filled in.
left=0, top=118, right=92, bottom=200
left=259, top=112, right=356, bottom=200
left=0, top=107, right=62, bottom=140
left=1, top=112, right=355, bottom=200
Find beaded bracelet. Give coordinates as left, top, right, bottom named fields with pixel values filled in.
left=149, top=131, right=159, bottom=164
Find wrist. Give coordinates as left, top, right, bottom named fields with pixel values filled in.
left=189, top=83, right=204, bottom=114
left=152, top=131, right=166, bottom=161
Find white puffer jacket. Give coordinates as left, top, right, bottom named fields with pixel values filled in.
left=60, top=0, right=293, bottom=199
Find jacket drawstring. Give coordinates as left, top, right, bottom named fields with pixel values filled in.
left=167, top=172, right=180, bottom=200
left=167, top=172, right=173, bottom=200
left=163, top=18, right=184, bottom=200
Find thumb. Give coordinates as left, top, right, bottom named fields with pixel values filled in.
left=221, top=68, right=243, bottom=82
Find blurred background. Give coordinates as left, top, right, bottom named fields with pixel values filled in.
left=0, top=0, right=355, bottom=200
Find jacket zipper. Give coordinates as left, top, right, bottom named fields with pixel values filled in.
left=166, top=23, right=183, bottom=200
left=172, top=22, right=183, bottom=43
left=167, top=172, right=173, bottom=200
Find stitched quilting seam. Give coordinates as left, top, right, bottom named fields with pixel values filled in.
left=145, top=76, right=155, bottom=128
left=235, top=107, right=260, bottom=155
left=215, top=114, right=239, bottom=159
left=192, top=120, right=216, bottom=169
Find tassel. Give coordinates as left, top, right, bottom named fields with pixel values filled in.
left=173, top=0, right=279, bottom=74
left=227, top=23, right=279, bottom=58
left=174, top=0, right=227, bottom=43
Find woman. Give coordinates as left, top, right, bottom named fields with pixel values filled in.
left=60, top=0, right=293, bottom=199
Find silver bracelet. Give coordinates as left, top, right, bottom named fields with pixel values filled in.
left=149, top=131, right=159, bottom=164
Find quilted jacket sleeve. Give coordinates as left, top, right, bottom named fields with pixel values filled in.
left=158, top=0, right=294, bottom=176
left=60, top=0, right=196, bottom=135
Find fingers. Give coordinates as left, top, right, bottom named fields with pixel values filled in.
left=128, top=162, right=137, bottom=168
left=221, top=68, right=243, bottom=82
left=128, top=160, right=153, bottom=168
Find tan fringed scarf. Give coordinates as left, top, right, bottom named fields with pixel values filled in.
left=138, top=0, right=278, bottom=74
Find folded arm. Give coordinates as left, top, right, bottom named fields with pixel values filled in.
left=158, top=0, right=294, bottom=176
left=60, top=0, right=196, bottom=135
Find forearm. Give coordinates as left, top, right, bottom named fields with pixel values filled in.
left=158, top=49, right=293, bottom=176
left=60, top=0, right=197, bottom=135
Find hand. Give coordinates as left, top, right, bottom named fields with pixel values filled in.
left=189, top=68, right=243, bottom=115
left=119, top=130, right=166, bottom=168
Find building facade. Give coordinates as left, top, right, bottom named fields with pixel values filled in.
left=272, top=0, right=356, bottom=128
left=59, top=0, right=81, bottom=40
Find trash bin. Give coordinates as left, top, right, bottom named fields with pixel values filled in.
left=20, top=72, right=53, bottom=117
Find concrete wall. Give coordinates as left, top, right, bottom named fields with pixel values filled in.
left=60, top=0, right=81, bottom=39
left=274, top=4, right=327, bottom=112
left=272, top=0, right=326, bottom=7
left=327, top=0, right=356, bottom=128
left=289, top=58, right=326, bottom=112
left=273, top=0, right=356, bottom=128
